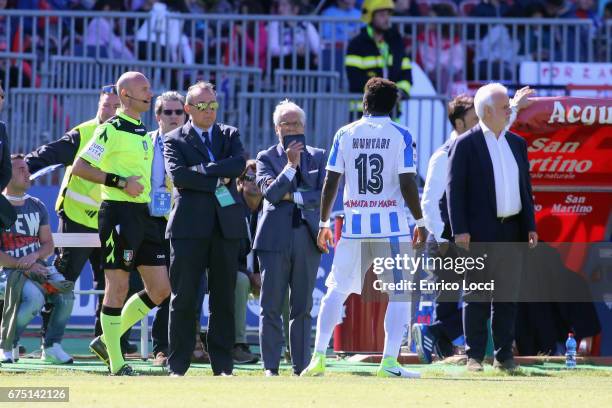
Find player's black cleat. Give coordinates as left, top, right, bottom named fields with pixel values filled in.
left=111, top=364, right=138, bottom=376
left=89, top=336, right=110, bottom=368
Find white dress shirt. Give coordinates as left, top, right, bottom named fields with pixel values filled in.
left=422, top=104, right=520, bottom=239
left=421, top=130, right=459, bottom=242
left=191, top=122, right=214, bottom=148
left=480, top=121, right=522, bottom=217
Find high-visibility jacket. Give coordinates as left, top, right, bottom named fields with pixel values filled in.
left=345, top=26, right=413, bottom=97
left=26, top=118, right=102, bottom=229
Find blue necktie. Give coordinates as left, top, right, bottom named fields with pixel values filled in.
left=202, top=131, right=212, bottom=150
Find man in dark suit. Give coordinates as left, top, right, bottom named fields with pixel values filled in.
left=254, top=100, right=327, bottom=376
left=0, top=84, right=12, bottom=192
left=447, top=83, right=538, bottom=372
left=0, top=82, right=13, bottom=328
left=163, top=81, right=247, bottom=376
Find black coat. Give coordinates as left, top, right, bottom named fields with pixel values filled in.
left=447, top=125, right=536, bottom=242
left=0, top=121, right=12, bottom=190
left=163, top=121, right=247, bottom=240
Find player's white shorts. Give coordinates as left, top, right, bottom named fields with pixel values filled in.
left=325, top=235, right=415, bottom=296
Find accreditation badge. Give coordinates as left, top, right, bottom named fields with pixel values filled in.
left=153, top=191, right=171, bottom=215
left=215, top=185, right=236, bottom=207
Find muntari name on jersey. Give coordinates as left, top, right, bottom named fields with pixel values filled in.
left=352, top=138, right=391, bottom=149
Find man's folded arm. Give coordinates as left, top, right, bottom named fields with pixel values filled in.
left=256, top=153, right=293, bottom=204
left=163, top=138, right=218, bottom=192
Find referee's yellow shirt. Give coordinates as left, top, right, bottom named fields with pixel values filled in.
left=79, top=111, right=152, bottom=203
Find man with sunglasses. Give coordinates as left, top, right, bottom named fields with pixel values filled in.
left=72, top=72, right=171, bottom=376
left=163, top=81, right=246, bottom=376
left=147, top=90, right=186, bottom=367
left=25, top=84, right=131, bottom=359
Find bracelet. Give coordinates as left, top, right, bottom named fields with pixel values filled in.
left=105, top=173, right=127, bottom=189
left=415, top=218, right=426, bottom=228
left=319, top=219, right=330, bottom=228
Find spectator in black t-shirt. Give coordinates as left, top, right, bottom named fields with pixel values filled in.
left=0, top=155, right=74, bottom=365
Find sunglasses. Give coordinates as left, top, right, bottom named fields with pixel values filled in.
left=189, top=101, right=219, bottom=111
left=101, top=84, right=117, bottom=95
left=162, top=109, right=184, bottom=116
left=242, top=174, right=256, bottom=182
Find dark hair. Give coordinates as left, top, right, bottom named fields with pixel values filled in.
left=93, top=0, right=125, bottom=11
left=10, top=153, right=25, bottom=160
left=239, top=159, right=257, bottom=180
left=431, top=3, right=456, bottom=17
left=431, top=3, right=457, bottom=37
left=363, top=77, right=398, bottom=115
left=447, top=95, right=474, bottom=129
left=162, top=0, right=190, bottom=13
left=240, top=0, right=264, bottom=14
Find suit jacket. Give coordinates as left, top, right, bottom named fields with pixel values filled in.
left=446, top=125, right=536, bottom=242
left=0, top=121, right=12, bottom=191
left=163, top=121, right=247, bottom=240
left=253, top=143, right=327, bottom=252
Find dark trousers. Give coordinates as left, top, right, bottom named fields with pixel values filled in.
left=426, top=238, right=463, bottom=353
left=257, top=225, right=320, bottom=374
left=150, top=217, right=170, bottom=356
left=168, top=222, right=239, bottom=375
left=463, top=218, right=522, bottom=363
left=152, top=297, right=169, bottom=355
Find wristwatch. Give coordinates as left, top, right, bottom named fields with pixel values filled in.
left=117, top=178, right=128, bottom=189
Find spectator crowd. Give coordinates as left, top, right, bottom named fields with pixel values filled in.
left=0, top=0, right=610, bottom=92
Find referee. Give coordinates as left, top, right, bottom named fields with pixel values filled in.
left=72, top=71, right=170, bottom=376
left=25, top=85, right=122, bottom=347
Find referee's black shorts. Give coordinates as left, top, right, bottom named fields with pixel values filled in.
left=98, top=200, right=166, bottom=272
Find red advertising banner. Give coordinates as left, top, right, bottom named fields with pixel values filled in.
left=512, top=97, right=612, bottom=188
left=513, top=97, right=612, bottom=356
left=511, top=97, right=612, bottom=244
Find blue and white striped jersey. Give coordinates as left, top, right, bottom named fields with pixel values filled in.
left=326, top=115, right=416, bottom=238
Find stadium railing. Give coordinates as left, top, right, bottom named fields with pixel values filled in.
left=0, top=10, right=606, bottom=91
left=0, top=11, right=607, bottom=178
left=237, top=91, right=452, bottom=178
left=45, top=56, right=263, bottom=97
left=52, top=232, right=149, bottom=361
left=273, top=69, right=341, bottom=94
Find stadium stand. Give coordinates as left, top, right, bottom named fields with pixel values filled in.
left=0, top=2, right=609, bottom=174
